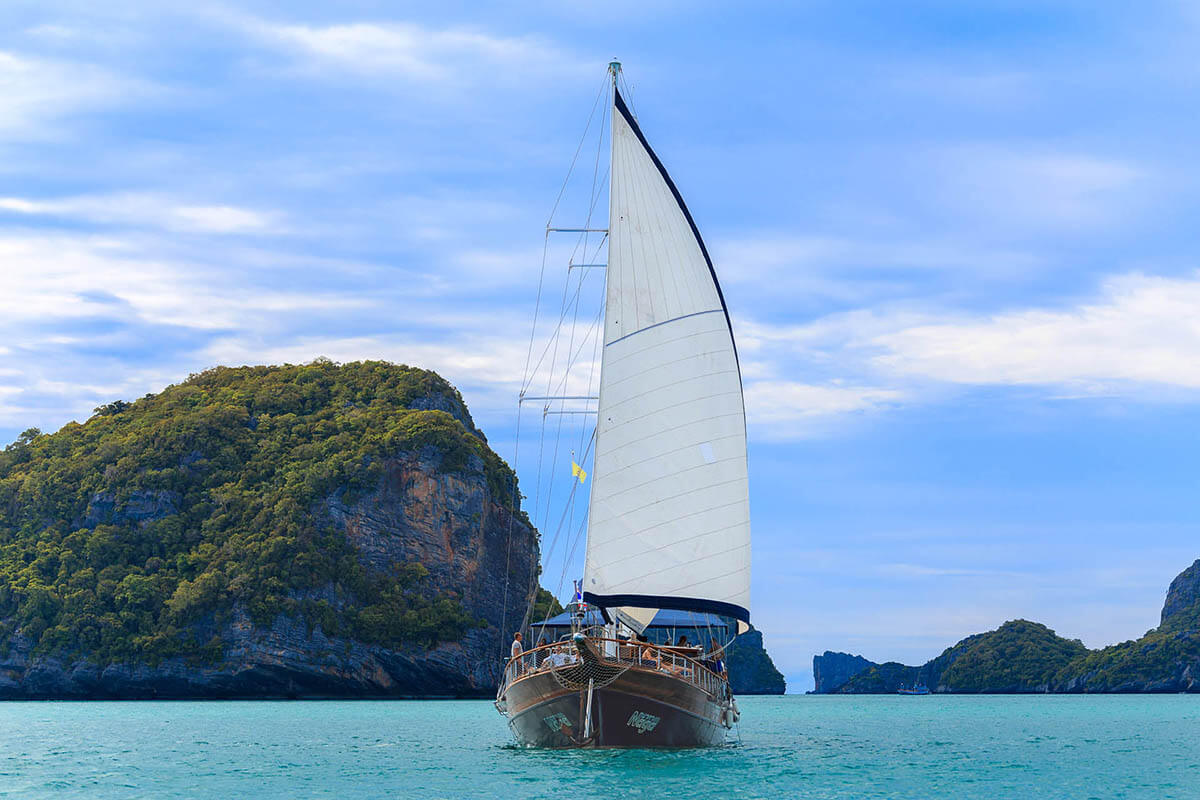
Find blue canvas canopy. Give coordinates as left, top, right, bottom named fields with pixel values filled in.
left=529, top=608, right=735, bottom=650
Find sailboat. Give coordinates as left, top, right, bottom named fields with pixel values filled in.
left=494, top=61, right=751, bottom=748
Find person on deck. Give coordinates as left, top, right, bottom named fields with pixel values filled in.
left=511, top=632, right=523, bottom=670
left=640, top=644, right=658, bottom=668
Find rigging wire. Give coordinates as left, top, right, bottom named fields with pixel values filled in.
left=500, top=71, right=610, bottom=660
left=551, top=428, right=598, bottom=603
left=520, top=230, right=608, bottom=397
left=535, top=426, right=596, bottom=590
left=546, top=74, right=610, bottom=227
left=544, top=95, right=609, bottom=551
left=531, top=78, right=610, bottom=560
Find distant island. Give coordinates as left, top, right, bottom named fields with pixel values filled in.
left=0, top=361, right=782, bottom=699
left=814, top=559, right=1200, bottom=693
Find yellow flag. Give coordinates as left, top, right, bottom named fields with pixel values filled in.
left=571, top=461, right=587, bottom=484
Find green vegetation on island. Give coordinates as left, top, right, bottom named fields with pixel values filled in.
left=529, top=587, right=564, bottom=625
left=0, top=361, right=525, bottom=668
left=817, top=561, right=1200, bottom=693
left=1051, top=594, right=1200, bottom=692
left=932, top=620, right=1088, bottom=692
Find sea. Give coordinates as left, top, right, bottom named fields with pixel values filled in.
left=1, top=695, right=1196, bottom=799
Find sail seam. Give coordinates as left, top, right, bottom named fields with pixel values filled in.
left=605, top=308, right=722, bottom=347
left=591, top=454, right=742, bottom=501
left=602, top=541, right=749, bottom=585
left=606, top=324, right=731, bottom=366
left=596, top=431, right=742, bottom=473
left=605, top=348, right=729, bottom=389
left=588, top=499, right=745, bottom=547
left=592, top=521, right=746, bottom=570
left=601, top=389, right=742, bottom=427
left=591, top=475, right=744, bottom=520
left=659, top=564, right=753, bottom=596
left=597, top=410, right=744, bottom=454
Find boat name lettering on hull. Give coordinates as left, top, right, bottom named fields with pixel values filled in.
left=626, top=711, right=661, bottom=734
left=542, top=713, right=571, bottom=732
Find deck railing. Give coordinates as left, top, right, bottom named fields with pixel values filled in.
left=500, top=638, right=727, bottom=699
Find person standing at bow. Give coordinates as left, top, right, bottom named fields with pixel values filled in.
left=510, top=632, right=524, bottom=671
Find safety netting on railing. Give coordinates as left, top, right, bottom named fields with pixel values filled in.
left=502, top=638, right=727, bottom=698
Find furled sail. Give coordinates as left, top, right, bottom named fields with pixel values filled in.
left=582, top=88, right=751, bottom=634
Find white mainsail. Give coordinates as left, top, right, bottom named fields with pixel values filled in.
left=582, top=88, right=751, bottom=634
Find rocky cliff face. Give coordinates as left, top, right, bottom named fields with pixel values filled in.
left=0, top=453, right=539, bottom=699
left=1161, top=559, right=1200, bottom=626
left=325, top=453, right=539, bottom=690
left=726, top=626, right=786, bottom=694
left=812, top=651, right=875, bottom=693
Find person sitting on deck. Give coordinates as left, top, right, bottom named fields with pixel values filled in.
left=640, top=644, right=658, bottom=668
left=676, top=635, right=689, bottom=648
left=543, top=646, right=576, bottom=669
left=659, top=647, right=689, bottom=678
left=538, top=645, right=557, bottom=671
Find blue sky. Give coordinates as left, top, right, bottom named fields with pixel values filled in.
left=2, top=1, right=1199, bottom=691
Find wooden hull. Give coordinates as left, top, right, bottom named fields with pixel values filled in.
left=501, top=667, right=729, bottom=748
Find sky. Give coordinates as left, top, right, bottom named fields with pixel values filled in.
left=2, top=1, right=1200, bottom=692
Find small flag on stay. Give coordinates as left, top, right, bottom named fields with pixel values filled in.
left=571, top=461, right=587, bottom=484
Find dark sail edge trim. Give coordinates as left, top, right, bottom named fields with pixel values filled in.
left=613, top=87, right=743, bottom=381
left=583, top=590, right=750, bottom=624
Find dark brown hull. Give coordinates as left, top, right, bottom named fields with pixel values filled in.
left=502, top=667, right=729, bottom=748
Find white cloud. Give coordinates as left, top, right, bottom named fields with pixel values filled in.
left=873, top=271, right=1200, bottom=391
left=744, top=380, right=903, bottom=438
left=0, top=50, right=149, bottom=138
left=733, top=267, right=1200, bottom=415
left=202, top=334, right=529, bottom=391
left=0, top=225, right=556, bottom=439
left=0, top=193, right=279, bottom=234
left=241, top=17, right=585, bottom=86
left=0, top=231, right=379, bottom=332
left=170, top=205, right=276, bottom=233
left=198, top=331, right=540, bottom=432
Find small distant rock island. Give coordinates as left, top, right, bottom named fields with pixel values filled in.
left=813, top=559, right=1200, bottom=694
left=727, top=626, right=786, bottom=695
left=0, top=361, right=784, bottom=699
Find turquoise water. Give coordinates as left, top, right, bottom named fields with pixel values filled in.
left=2, top=696, right=1197, bottom=799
